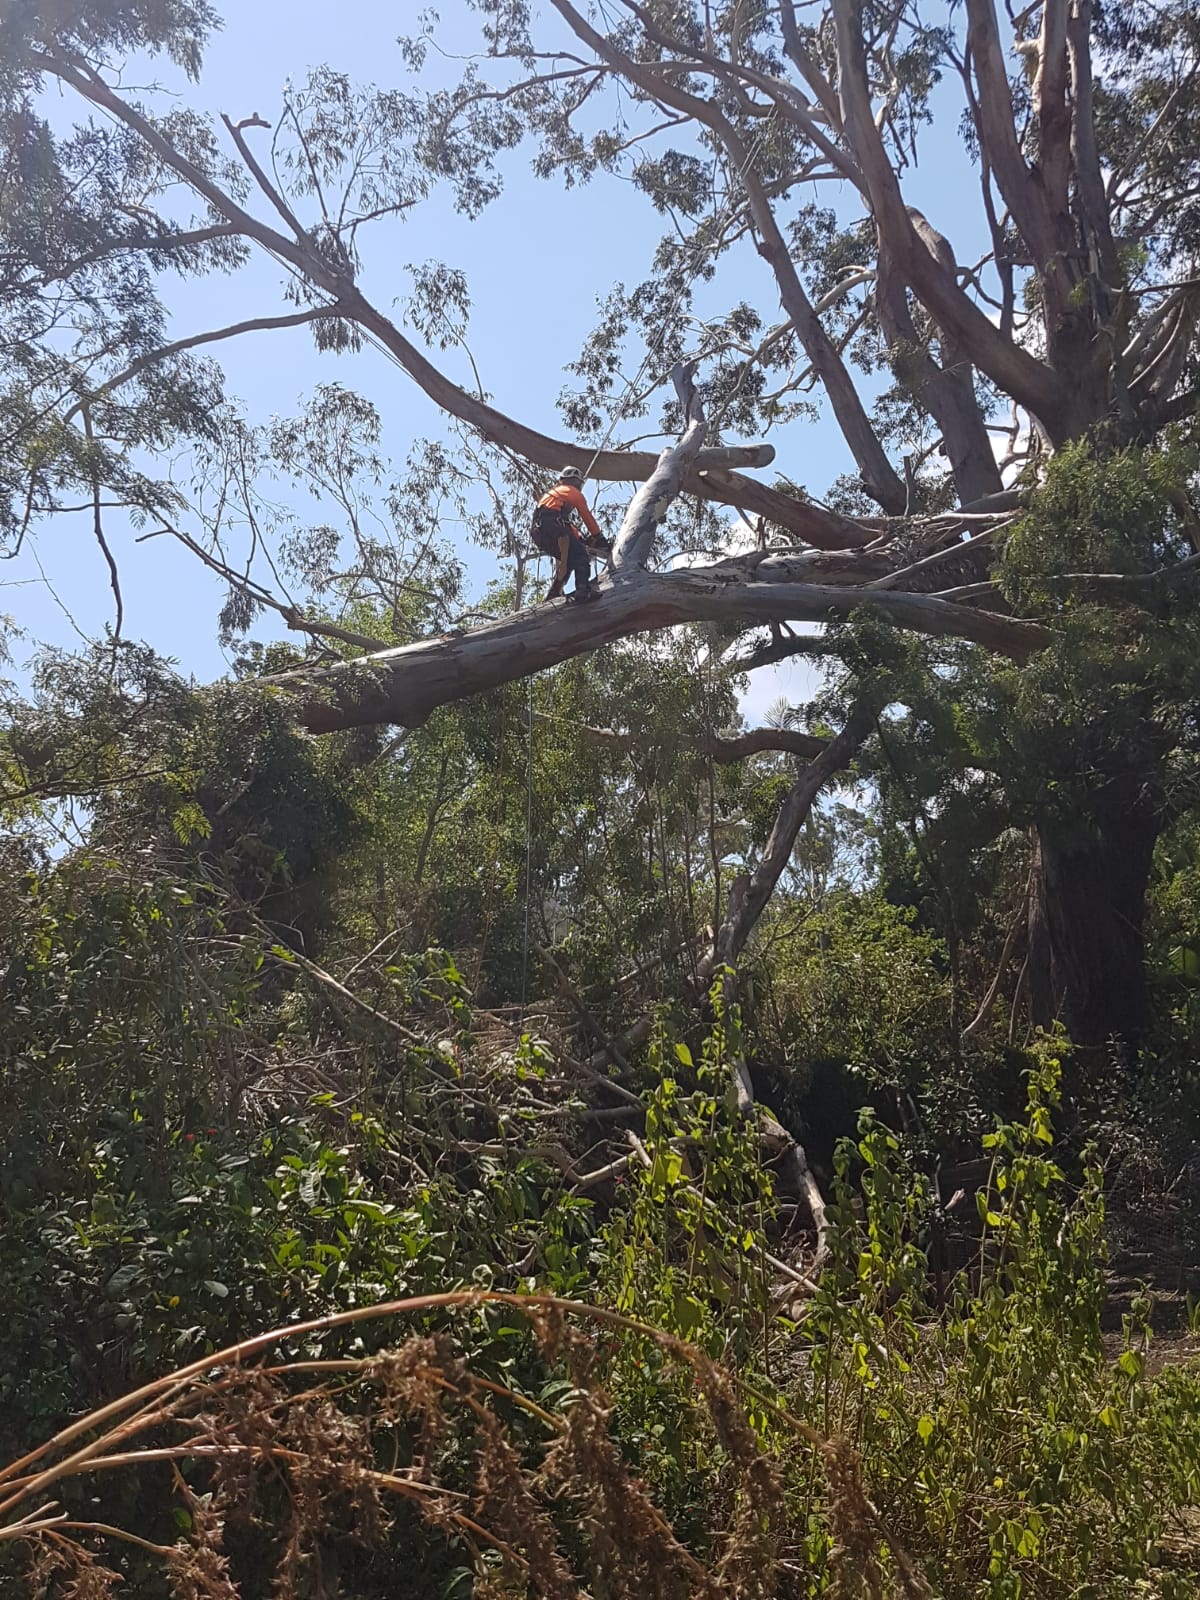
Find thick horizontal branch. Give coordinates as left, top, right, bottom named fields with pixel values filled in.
left=279, top=566, right=1051, bottom=734
left=712, top=549, right=893, bottom=584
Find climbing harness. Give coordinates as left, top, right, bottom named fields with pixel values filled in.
left=531, top=501, right=574, bottom=557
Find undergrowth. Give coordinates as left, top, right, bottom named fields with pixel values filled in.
left=3, top=1058, right=1200, bottom=1598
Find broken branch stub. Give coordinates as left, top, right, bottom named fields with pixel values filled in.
left=612, top=362, right=711, bottom=570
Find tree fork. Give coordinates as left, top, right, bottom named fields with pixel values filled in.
left=33, top=45, right=882, bottom=555
left=692, top=708, right=876, bottom=1264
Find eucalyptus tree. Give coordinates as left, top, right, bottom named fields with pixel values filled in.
left=6, top=0, right=1200, bottom=1044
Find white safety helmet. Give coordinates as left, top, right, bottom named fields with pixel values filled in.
left=558, top=465, right=584, bottom=487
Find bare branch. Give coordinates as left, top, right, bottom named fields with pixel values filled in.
left=874, top=246, right=1003, bottom=504
left=81, top=404, right=122, bottom=644
left=779, top=0, right=845, bottom=131
left=65, top=310, right=342, bottom=422
left=963, top=0, right=1058, bottom=278
left=727, top=631, right=841, bottom=672
left=143, top=522, right=391, bottom=653
left=1035, top=0, right=1071, bottom=220
left=1066, top=0, right=1121, bottom=293
left=220, top=111, right=310, bottom=243
left=547, top=0, right=907, bottom=515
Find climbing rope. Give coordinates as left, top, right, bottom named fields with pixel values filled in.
left=520, top=671, right=535, bottom=1020
left=242, top=90, right=783, bottom=1025
left=472, top=690, right=512, bottom=993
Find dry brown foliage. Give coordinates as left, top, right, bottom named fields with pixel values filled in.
left=0, top=1291, right=924, bottom=1598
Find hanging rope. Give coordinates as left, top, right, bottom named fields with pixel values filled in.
left=520, top=671, right=536, bottom=1021
left=513, top=111, right=782, bottom=1007
left=472, top=690, right=511, bottom=994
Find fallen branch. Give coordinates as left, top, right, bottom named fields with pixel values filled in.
left=264, top=947, right=424, bottom=1045
left=541, top=946, right=638, bottom=1077
left=278, top=568, right=1050, bottom=734
left=865, top=524, right=1010, bottom=591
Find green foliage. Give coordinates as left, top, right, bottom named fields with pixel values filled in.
left=608, top=982, right=775, bottom=1353
left=765, top=891, right=949, bottom=1073
left=793, top=1057, right=1200, bottom=1596
left=1004, top=430, right=1200, bottom=603
left=753, top=888, right=1001, bottom=1148
left=7, top=0, right=1200, bottom=1589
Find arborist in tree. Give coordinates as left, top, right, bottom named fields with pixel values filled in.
left=531, top=466, right=612, bottom=604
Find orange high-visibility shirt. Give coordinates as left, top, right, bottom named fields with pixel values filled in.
left=536, top=483, right=601, bottom=540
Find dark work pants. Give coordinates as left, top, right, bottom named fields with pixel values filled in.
left=547, top=531, right=591, bottom=599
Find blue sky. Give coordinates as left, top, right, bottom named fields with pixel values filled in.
left=9, top=1, right=986, bottom=723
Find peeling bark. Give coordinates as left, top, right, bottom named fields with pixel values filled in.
left=612, top=363, right=710, bottom=568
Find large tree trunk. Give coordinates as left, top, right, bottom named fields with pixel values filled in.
left=1027, top=809, right=1161, bottom=1050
